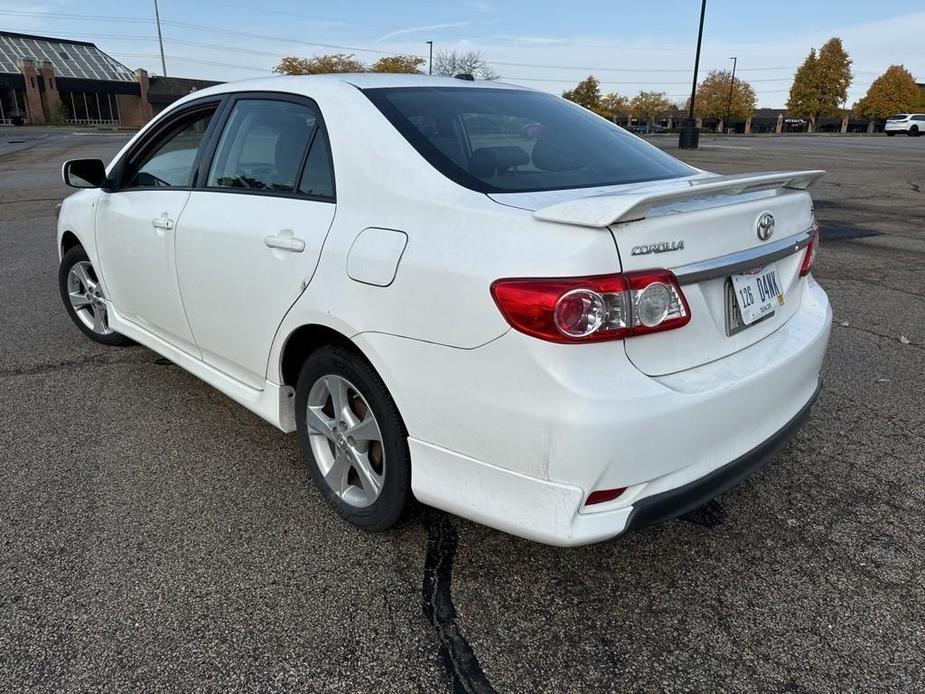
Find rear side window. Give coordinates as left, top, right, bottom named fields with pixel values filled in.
left=364, top=87, right=694, bottom=194
left=298, top=127, right=334, bottom=198
left=207, top=99, right=328, bottom=194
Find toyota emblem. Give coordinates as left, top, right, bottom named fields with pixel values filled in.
left=756, top=213, right=775, bottom=241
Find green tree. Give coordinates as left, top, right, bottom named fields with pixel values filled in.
left=562, top=76, right=602, bottom=111
left=787, top=37, right=853, bottom=131
left=853, top=65, right=921, bottom=120
left=274, top=53, right=366, bottom=75
left=370, top=55, right=426, bottom=73
left=694, top=69, right=756, bottom=125
left=631, top=91, right=672, bottom=132
left=432, top=50, right=498, bottom=80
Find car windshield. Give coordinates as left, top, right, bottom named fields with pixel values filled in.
left=364, top=86, right=695, bottom=194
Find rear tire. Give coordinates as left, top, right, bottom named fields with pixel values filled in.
left=58, top=246, right=132, bottom=346
left=294, top=345, right=411, bottom=532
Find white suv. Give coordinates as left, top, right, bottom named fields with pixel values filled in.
left=884, top=113, right=925, bottom=136
left=56, top=75, right=831, bottom=546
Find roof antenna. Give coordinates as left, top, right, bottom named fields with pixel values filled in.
left=453, top=73, right=474, bottom=81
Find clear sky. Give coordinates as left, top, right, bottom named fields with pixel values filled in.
left=2, top=1, right=923, bottom=108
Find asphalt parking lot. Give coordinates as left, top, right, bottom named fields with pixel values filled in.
left=1, top=128, right=923, bottom=693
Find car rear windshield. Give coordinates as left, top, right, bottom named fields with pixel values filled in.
left=887, top=114, right=909, bottom=120
left=364, top=87, right=695, bottom=193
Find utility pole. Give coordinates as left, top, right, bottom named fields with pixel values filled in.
left=724, top=56, right=738, bottom=134
left=426, top=41, right=433, bottom=75
left=154, top=0, right=167, bottom=77
left=679, top=0, right=707, bottom=149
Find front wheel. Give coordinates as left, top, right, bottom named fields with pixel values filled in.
left=58, top=246, right=132, bottom=346
left=909, top=125, right=920, bottom=137
left=295, top=345, right=411, bottom=531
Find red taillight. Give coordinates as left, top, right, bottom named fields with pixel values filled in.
left=800, top=222, right=820, bottom=277
left=490, top=270, right=691, bottom=344
left=585, top=487, right=627, bottom=506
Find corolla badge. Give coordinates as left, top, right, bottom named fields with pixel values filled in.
left=756, top=213, right=775, bottom=241
left=631, top=240, right=684, bottom=256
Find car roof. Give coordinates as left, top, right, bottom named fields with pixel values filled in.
left=331, top=73, right=531, bottom=90
left=200, top=73, right=531, bottom=92
left=163, top=73, right=535, bottom=121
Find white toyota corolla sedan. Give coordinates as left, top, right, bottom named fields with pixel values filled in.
left=57, top=74, right=832, bottom=546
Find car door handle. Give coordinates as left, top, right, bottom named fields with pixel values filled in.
left=264, top=234, right=305, bottom=253
left=151, top=217, right=175, bottom=230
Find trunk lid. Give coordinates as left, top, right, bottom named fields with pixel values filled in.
left=492, top=170, right=823, bottom=376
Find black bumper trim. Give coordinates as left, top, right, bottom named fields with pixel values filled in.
left=625, top=379, right=822, bottom=531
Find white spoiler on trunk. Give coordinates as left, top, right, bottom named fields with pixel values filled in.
left=532, top=170, right=826, bottom=228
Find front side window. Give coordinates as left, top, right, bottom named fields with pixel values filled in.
left=207, top=99, right=321, bottom=193
left=364, top=87, right=694, bottom=193
left=125, top=109, right=215, bottom=188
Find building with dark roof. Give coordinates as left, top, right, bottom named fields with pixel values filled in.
left=0, top=30, right=220, bottom=127
left=148, top=75, right=220, bottom=115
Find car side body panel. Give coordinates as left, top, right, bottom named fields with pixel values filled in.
left=57, top=188, right=101, bottom=262
left=265, top=78, right=622, bottom=375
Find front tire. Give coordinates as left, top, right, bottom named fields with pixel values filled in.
left=58, top=246, right=132, bottom=346
left=909, top=125, right=919, bottom=137
left=295, top=345, right=411, bottom=532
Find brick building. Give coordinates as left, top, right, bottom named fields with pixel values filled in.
left=0, top=31, right=218, bottom=127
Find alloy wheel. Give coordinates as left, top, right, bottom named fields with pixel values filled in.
left=66, top=261, right=113, bottom=335
left=305, top=374, right=386, bottom=508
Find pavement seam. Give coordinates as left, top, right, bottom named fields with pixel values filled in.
left=834, top=324, right=921, bottom=351
left=422, top=510, right=496, bottom=694
left=0, top=197, right=63, bottom=205
left=0, top=350, right=152, bottom=379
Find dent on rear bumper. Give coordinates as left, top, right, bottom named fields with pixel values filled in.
left=408, top=438, right=634, bottom=546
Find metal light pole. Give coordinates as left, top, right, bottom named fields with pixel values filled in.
left=426, top=41, right=433, bottom=75
left=679, top=0, right=707, bottom=149
left=724, top=56, right=738, bottom=134
left=153, top=0, right=167, bottom=77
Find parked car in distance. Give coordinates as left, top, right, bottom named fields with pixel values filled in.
left=57, top=74, right=831, bottom=546
left=884, top=113, right=925, bottom=136
left=629, top=122, right=668, bottom=134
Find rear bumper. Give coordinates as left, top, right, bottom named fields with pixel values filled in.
left=408, top=376, right=820, bottom=545
left=358, top=278, right=832, bottom=546
left=625, top=378, right=820, bottom=530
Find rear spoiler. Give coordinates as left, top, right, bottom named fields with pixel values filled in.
left=532, top=170, right=826, bottom=228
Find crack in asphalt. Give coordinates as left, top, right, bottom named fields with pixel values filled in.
left=0, top=197, right=63, bottom=205
left=422, top=510, right=496, bottom=694
left=817, top=275, right=925, bottom=300
left=835, top=323, right=921, bottom=351
left=0, top=350, right=152, bottom=379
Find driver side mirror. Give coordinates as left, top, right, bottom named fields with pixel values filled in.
left=62, top=159, right=107, bottom=189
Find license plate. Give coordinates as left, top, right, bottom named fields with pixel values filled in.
left=730, top=263, right=784, bottom=326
